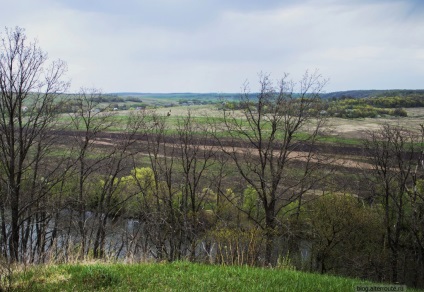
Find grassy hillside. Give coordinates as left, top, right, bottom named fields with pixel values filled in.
left=6, top=261, right=419, bottom=291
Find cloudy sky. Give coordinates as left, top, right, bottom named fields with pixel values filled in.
left=1, top=0, right=423, bottom=93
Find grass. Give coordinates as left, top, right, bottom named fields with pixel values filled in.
left=6, top=261, right=421, bottom=292
left=56, top=105, right=424, bottom=147
left=317, top=135, right=362, bottom=146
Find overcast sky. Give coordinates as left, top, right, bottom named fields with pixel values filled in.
left=1, top=0, right=423, bottom=93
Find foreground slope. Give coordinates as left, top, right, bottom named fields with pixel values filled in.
left=8, top=261, right=421, bottom=291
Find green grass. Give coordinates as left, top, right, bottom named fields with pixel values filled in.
left=54, top=108, right=369, bottom=147
left=317, top=135, right=362, bottom=146
left=6, top=261, right=420, bottom=292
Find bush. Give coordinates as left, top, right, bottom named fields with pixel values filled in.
left=208, top=227, right=264, bottom=266
left=81, top=265, right=121, bottom=289
left=392, top=108, right=408, bottom=117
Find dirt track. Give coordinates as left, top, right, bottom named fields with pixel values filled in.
left=51, top=129, right=365, bottom=155
left=50, top=129, right=373, bottom=172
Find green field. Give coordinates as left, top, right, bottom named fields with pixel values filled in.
left=56, top=91, right=424, bottom=145
left=5, top=261, right=418, bottom=292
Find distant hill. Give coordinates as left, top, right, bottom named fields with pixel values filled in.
left=108, top=90, right=424, bottom=102
left=321, top=89, right=424, bottom=99
left=111, top=92, right=240, bottom=101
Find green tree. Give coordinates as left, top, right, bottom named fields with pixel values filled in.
left=307, top=194, right=384, bottom=277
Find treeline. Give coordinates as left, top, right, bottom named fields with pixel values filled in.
left=67, top=94, right=143, bottom=103
left=325, top=101, right=408, bottom=118
left=322, top=89, right=424, bottom=99
left=55, top=95, right=145, bottom=113
left=116, top=92, right=240, bottom=102
left=329, top=94, right=424, bottom=108
left=222, top=93, right=424, bottom=118
left=223, top=99, right=409, bottom=119
left=324, top=91, right=424, bottom=118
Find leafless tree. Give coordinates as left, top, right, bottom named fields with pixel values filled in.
left=66, top=88, right=117, bottom=259
left=130, top=110, right=218, bottom=261
left=176, top=110, right=217, bottom=259
left=0, top=27, right=68, bottom=262
left=219, top=71, right=329, bottom=265
left=91, top=111, right=146, bottom=259
left=363, top=124, right=424, bottom=284
left=134, top=111, right=180, bottom=261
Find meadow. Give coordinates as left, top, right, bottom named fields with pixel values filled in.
left=6, top=261, right=418, bottom=292
left=69, top=103, right=424, bottom=145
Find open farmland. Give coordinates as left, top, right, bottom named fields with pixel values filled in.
left=52, top=103, right=424, bottom=197
left=78, top=103, right=424, bottom=142
left=322, top=107, right=424, bottom=139
left=50, top=103, right=424, bottom=209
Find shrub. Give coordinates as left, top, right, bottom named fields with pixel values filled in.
left=392, top=108, right=408, bottom=117
left=81, top=265, right=121, bottom=289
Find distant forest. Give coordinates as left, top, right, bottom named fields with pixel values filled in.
left=321, top=89, right=424, bottom=99
left=322, top=89, right=424, bottom=118
left=110, top=89, right=424, bottom=100
left=76, top=89, right=424, bottom=119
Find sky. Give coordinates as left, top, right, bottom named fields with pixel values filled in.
left=1, top=0, right=423, bottom=93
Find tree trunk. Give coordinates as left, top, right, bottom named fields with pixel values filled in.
left=0, top=201, right=6, bottom=257
left=10, top=189, right=19, bottom=262
left=264, top=206, right=276, bottom=266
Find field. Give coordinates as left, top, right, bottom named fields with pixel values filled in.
left=323, top=107, right=424, bottom=139
left=55, top=104, right=424, bottom=183
left=124, top=104, right=424, bottom=140
left=61, top=90, right=424, bottom=142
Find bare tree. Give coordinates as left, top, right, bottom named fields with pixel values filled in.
left=363, top=124, right=424, bottom=284
left=91, top=111, right=146, bottom=259
left=219, top=71, right=329, bottom=265
left=409, top=125, right=424, bottom=287
left=135, top=111, right=180, bottom=261
left=176, top=110, right=217, bottom=259
left=67, top=88, right=116, bottom=259
left=0, top=27, right=68, bottom=262
left=130, top=110, right=218, bottom=261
